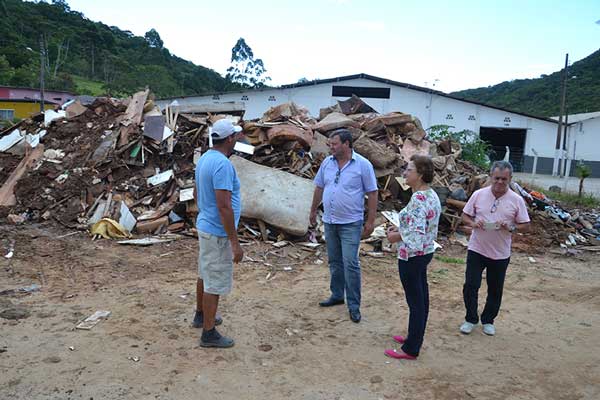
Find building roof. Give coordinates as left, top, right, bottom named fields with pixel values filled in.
left=0, top=85, right=75, bottom=95
left=0, top=98, right=59, bottom=105
left=158, top=73, right=558, bottom=124
left=551, top=111, right=600, bottom=124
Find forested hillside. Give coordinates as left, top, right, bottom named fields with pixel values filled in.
left=0, top=0, right=241, bottom=96
left=451, top=49, right=600, bottom=117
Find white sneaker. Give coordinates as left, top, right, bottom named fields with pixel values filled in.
left=482, top=323, right=496, bottom=336
left=460, top=321, right=476, bottom=334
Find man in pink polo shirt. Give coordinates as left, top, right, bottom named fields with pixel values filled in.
left=460, top=161, right=530, bottom=336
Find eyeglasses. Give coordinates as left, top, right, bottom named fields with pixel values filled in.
left=335, top=169, right=341, bottom=184
left=491, top=198, right=500, bottom=213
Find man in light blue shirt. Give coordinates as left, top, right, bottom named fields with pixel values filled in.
left=193, top=119, right=244, bottom=348
left=309, top=129, right=378, bottom=323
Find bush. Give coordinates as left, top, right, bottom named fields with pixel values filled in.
left=427, top=125, right=491, bottom=169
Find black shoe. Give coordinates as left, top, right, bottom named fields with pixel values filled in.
left=192, top=311, right=223, bottom=328
left=200, top=328, right=235, bottom=348
left=349, top=310, right=361, bottom=323
left=319, top=298, right=345, bottom=307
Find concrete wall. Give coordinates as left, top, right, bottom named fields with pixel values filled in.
left=0, top=101, right=55, bottom=119
left=572, top=117, right=600, bottom=161
left=522, top=117, right=600, bottom=177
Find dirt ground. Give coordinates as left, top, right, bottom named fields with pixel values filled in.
left=1, top=223, right=599, bottom=400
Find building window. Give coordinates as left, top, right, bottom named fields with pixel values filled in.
left=468, top=115, right=476, bottom=121
left=0, top=109, right=15, bottom=120
left=212, top=95, right=220, bottom=100
left=446, top=114, right=454, bottom=120
left=268, top=95, right=276, bottom=102
left=331, top=85, right=390, bottom=99
left=241, top=95, right=249, bottom=101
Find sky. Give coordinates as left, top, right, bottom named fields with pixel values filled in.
left=66, top=0, right=600, bottom=93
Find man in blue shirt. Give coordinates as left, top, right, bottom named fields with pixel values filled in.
left=193, top=119, right=244, bottom=348
left=310, top=129, right=378, bottom=323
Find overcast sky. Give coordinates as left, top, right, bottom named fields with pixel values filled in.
left=66, top=0, right=600, bottom=93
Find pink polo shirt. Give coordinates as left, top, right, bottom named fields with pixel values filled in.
left=462, top=186, right=530, bottom=260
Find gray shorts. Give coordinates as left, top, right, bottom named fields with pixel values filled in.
left=198, top=231, right=234, bottom=295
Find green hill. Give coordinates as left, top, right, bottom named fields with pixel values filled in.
left=0, top=0, right=240, bottom=97
left=451, top=49, right=600, bottom=117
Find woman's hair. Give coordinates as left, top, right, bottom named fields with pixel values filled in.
left=410, top=154, right=434, bottom=184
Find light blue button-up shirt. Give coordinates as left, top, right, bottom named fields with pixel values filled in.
left=314, top=151, right=378, bottom=224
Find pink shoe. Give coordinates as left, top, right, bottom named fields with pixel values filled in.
left=384, top=349, right=417, bottom=360
left=392, top=335, right=406, bottom=344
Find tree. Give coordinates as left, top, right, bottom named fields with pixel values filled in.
left=10, top=66, right=36, bottom=87
left=226, top=38, right=271, bottom=88
left=0, top=0, right=231, bottom=96
left=575, top=161, right=592, bottom=198
left=427, top=125, right=491, bottom=169
left=51, top=0, right=71, bottom=12
left=144, top=29, right=163, bottom=49
left=47, top=72, right=76, bottom=92
left=0, top=55, right=15, bottom=84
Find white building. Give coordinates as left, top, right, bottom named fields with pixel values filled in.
left=157, top=74, right=599, bottom=177
left=555, top=112, right=600, bottom=178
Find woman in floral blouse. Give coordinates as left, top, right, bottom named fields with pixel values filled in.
left=384, top=155, right=441, bottom=360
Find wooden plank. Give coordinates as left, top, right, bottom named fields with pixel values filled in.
left=121, top=89, right=149, bottom=127
left=446, top=198, right=466, bottom=210
left=257, top=220, right=269, bottom=242
left=0, top=145, right=44, bottom=206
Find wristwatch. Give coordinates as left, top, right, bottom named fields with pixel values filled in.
left=508, top=225, right=517, bottom=233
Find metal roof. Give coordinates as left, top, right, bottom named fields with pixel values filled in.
left=158, top=73, right=558, bottom=123
left=0, top=98, right=59, bottom=105
left=551, top=111, right=600, bottom=124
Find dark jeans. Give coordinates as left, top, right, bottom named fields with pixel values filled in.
left=324, top=221, right=363, bottom=312
left=398, top=253, right=433, bottom=357
left=463, top=250, right=510, bottom=325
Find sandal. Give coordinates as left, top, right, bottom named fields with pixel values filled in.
left=392, top=335, right=406, bottom=344
left=384, top=348, right=417, bottom=360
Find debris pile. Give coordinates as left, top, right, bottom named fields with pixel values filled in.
left=0, top=92, right=597, bottom=253
left=509, top=184, right=600, bottom=253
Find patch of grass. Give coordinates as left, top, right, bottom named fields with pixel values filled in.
left=73, top=75, right=106, bottom=96
left=524, top=183, right=600, bottom=209
left=431, top=268, right=449, bottom=276
left=545, top=190, right=599, bottom=208
left=435, top=255, right=465, bottom=264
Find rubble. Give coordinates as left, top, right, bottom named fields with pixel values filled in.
left=0, top=91, right=597, bottom=254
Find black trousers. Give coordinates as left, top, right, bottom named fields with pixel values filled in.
left=463, top=250, right=510, bottom=325
left=398, top=253, right=433, bottom=357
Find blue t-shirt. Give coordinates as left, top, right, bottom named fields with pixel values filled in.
left=195, top=149, right=241, bottom=237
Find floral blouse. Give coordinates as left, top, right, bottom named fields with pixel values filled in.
left=397, top=189, right=441, bottom=261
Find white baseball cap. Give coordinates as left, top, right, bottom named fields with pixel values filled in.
left=210, top=119, right=243, bottom=139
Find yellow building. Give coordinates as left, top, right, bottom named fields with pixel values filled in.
left=0, top=99, right=57, bottom=120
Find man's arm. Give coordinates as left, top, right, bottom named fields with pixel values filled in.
left=362, top=190, right=378, bottom=237
left=500, top=221, right=530, bottom=233
left=309, top=186, right=324, bottom=226
left=501, top=197, right=531, bottom=233
left=462, top=212, right=484, bottom=230
left=215, top=189, right=243, bottom=263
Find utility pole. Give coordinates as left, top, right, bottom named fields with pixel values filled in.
left=553, top=53, right=568, bottom=176
left=39, top=35, right=45, bottom=113
left=560, top=111, right=569, bottom=178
